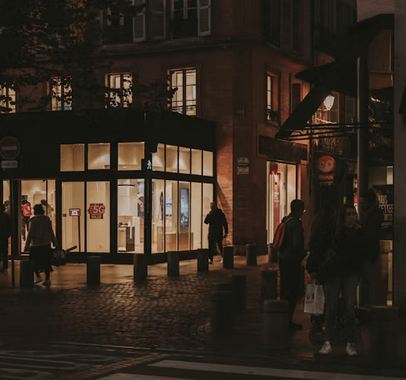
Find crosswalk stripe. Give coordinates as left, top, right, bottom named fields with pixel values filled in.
left=98, top=375, right=195, bottom=380
left=149, top=359, right=406, bottom=380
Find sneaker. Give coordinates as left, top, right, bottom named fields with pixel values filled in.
left=319, top=341, right=332, bottom=355
left=43, top=279, right=51, bottom=286
left=346, top=343, right=358, bottom=356
left=34, top=275, right=42, bottom=284
left=208, top=259, right=213, bottom=264
left=220, top=258, right=223, bottom=263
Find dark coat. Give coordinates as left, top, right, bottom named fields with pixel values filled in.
left=204, top=208, right=228, bottom=240
left=277, top=214, right=306, bottom=262
left=0, top=211, right=11, bottom=242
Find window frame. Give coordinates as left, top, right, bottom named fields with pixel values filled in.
left=169, top=67, right=197, bottom=116
left=50, top=77, right=72, bottom=112
left=106, top=73, right=133, bottom=108
left=266, top=72, right=279, bottom=124
left=0, top=85, right=16, bottom=114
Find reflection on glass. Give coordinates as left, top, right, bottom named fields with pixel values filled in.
left=117, top=179, right=144, bottom=253
left=202, top=183, right=213, bottom=249
left=166, top=145, right=178, bottom=173
left=152, top=179, right=164, bottom=253
left=118, top=142, right=144, bottom=170
left=3, top=180, right=10, bottom=213
left=191, top=182, right=202, bottom=249
left=191, top=149, right=202, bottom=175
left=60, top=144, right=85, bottom=171
left=166, top=181, right=178, bottom=251
left=87, top=181, right=110, bottom=252
left=152, top=144, right=165, bottom=171
left=179, top=182, right=190, bottom=250
left=179, top=147, right=190, bottom=174
left=62, top=182, right=85, bottom=252
left=203, top=151, right=213, bottom=176
left=88, top=143, right=111, bottom=170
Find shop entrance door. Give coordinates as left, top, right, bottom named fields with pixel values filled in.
left=20, top=180, right=56, bottom=253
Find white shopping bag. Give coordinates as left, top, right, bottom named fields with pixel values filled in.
left=304, top=282, right=325, bottom=315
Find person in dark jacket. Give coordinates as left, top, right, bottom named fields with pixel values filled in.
left=204, top=202, right=228, bottom=264
left=277, top=199, right=306, bottom=331
left=359, top=189, right=383, bottom=308
left=0, top=203, right=11, bottom=273
left=319, top=204, right=365, bottom=356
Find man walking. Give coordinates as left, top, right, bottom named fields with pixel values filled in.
left=0, top=203, right=11, bottom=273
left=204, top=201, right=228, bottom=264
left=277, top=199, right=306, bottom=331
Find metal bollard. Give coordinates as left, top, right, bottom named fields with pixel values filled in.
left=232, top=275, right=246, bottom=311
left=261, top=270, right=278, bottom=303
left=246, top=244, right=257, bottom=266
left=263, top=299, right=290, bottom=349
left=210, top=290, right=234, bottom=337
left=167, top=251, right=180, bottom=277
left=223, top=246, right=234, bottom=269
left=197, top=249, right=209, bottom=272
left=87, top=256, right=101, bottom=285
left=20, top=260, right=34, bottom=288
left=133, top=253, right=147, bottom=283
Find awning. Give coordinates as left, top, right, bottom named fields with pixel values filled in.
left=276, top=14, right=394, bottom=139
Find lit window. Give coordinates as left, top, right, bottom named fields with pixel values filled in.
left=267, top=73, right=279, bottom=123
left=88, top=143, right=111, bottom=170
left=170, top=68, right=196, bottom=116
left=106, top=73, right=132, bottom=107
left=60, top=144, right=85, bottom=172
left=50, top=77, right=72, bottom=111
left=0, top=85, right=16, bottom=113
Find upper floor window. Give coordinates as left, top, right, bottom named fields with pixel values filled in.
left=267, top=73, right=279, bottom=123
left=50, top=77, right=72, bottom=111
left=105, top=0, right=210, bottom=44
left=169, top=68, right=196, bottom=116
left=106, top=73, right=132, bottom=107
left=0, top=85, right=16, bottom=114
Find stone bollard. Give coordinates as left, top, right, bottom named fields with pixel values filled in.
left=197, top=249, right=209, bottom=272
left=261, top=270, right=278, bottom=303
left=267, top=244, right=278, bottom=263
left=223, top=246, right=234, bottom=269
left=133, top=253, right=147, bottom=283
left=263, top=299, right=290, bottom=349
left=232, top=275, right=246, bottom=311
left=210, top=290, right=234, bottom=338
left=167, top=251, right=180, bottom=277
left=87, top=256, right=101, bottom=286
left=246, top=244, right=257, bottom=266
left=20, top=260, right=34, bottom=288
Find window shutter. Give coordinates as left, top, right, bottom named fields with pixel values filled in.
left=198, top=0, right=211, bottom=36
left=150, top=0, right=166, bottom=40
left=133, top=0, right=146, bottom=41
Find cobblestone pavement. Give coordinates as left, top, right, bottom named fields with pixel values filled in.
left=0, top=256, right=278, bottom=353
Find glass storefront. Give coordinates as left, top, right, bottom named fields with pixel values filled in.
left=266, top=161, right=297, bottom=244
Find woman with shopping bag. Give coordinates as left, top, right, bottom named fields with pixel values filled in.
left=314, top=204, right=365, bottom=357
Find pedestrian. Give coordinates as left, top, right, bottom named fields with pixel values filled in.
left=24, top=204, right=59, bottom=286
left=204, top=201, right=228, bottom=264
left=306, top=203, right=337, bottom=344
left=319, top=204, right=365, bottom=356
left=359, top=189, right=383, bottom=308
left=0, top=203, right=11, bottom=273
left=277, top=199, right=307, bottom=331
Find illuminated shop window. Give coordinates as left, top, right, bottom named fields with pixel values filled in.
left=118, top=142, right=144, bottom=170
left=152, top=143, right=165, bottom=171
left=169, top=68, right=196, bottom=116
left=152, top=179, right=165, bottom=253
left=50, top=77, right=72, bottom=111
left=117, top=179, right=144, bottom=253
left=106, top=73, right=132, bottom=107
left=88, top=143, right=111, bottom=170
left=191, top=149, right=202, bottom=175
left=202, top=183, right=213, bottom=249
left=60, top=144, right=85, bottom=172
left=166, top=145, right=178, bottom=173
left=179, top=147, right=191, bottom=174
left=190, top=182, right=201, bottom=249
left=0, top=85, right=16, bottom=113
left=202, top=150, right=213, bottom=176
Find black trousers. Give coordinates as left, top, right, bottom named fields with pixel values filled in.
left=208, top=237, right=223, bottom=260
left=0, top=238, right=8, bottom=270
left=279, top=260, right=302, bottom=324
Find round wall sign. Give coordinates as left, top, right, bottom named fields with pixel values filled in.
left=0, top=136, right=20, bottom=160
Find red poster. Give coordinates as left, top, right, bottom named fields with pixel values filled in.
left=88, top=203, right=106, bottom=219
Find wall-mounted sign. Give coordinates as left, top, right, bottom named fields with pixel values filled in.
left=237, top=157, right=249, bottom=166
left=0, top=136, right=20, bottom=160
left=142, top=158, right=153, bottom=171
left=237, top=166, right=249, bottom=175
left=69, top=208, right=81, bottom=216
left=373, top=185, right=393, bottom=240
left=317, top=155, right=336, bottom=186
left=1, top=160, right=18, bottom=169
left=88, top=203, right=106, bottom=219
